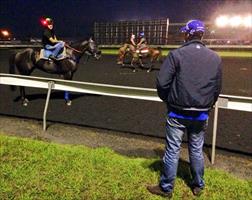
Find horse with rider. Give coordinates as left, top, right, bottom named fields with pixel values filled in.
left=9, top=17, right=101, bottom=106
left=117, top=32, right=162, bottom=72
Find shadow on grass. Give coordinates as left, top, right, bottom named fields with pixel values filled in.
left=147, top=158, right=192, bottom=188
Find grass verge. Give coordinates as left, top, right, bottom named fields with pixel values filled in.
left=101, top=49, right=252, bottom=58
left=0, top=134, right=251, bottom=200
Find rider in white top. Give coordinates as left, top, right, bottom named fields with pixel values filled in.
left=129, top=33, right=137, bottom=52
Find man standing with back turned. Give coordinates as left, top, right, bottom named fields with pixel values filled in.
left=147, top=20, right=222, bottom=198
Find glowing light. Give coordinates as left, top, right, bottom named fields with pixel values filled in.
left=229, top=16, right=242, bottom=27
left=215, top=15, right=252, bottom=28
left=215, top=16, right=229, bottom=27
left=1, top=30, right=9, bottom=36
left=40, top=18, right=48, bottom=27
left=243, top=16, right=252, bottom=27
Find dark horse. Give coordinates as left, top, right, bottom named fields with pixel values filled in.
left=9, top=38, right=101, bottom=106
left=117, top=44, right=162, bottom=72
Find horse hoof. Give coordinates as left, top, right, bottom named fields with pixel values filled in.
left=147, top=69, right=151, bottom=73
left=22, top=98, right=29, bottom=106
left=95, top=55, right=101, bottom=60
left=66, top=100, right=72, bottom=106
left=132, top=69, right=136, bottom=73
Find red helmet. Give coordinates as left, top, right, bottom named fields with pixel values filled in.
left=40, top=17, right=53, bottom=27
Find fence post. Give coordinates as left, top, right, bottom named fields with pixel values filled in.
left=43, top=81, right=54, bottom=131
left=211, top=100, right=219, bottom=164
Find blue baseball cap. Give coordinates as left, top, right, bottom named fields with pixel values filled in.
left=139, top=32, right=145, bottom=37
left=180, top=20, right=205, bottom=35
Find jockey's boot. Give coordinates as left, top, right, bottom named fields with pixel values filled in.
left=49, top=55, right=57, bottom=62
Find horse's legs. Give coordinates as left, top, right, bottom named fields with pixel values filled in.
left=63, top=72, right=73, bottom=106
left=131, top=57, right=136, bottom=72
left=147, top=53, right=159, bottom=73
left=117, top=50, right=125, bottom=66
left=139, top=58, right=144, bottom=68
left=131, top=53, right=139, bottom=72
left=64, top=91, right=71, bottom=106
left=85, top=54, right=90, bottom=63
left=20, top=86, right=29, bottom=106
left=147, top=61, right=154, bottom=73
left=118, top=44, right=129, bottom=66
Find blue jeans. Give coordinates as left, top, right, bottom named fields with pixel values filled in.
left=45, top=41, right=65, bottom=58
left=160, top=117, right=207, bottom=192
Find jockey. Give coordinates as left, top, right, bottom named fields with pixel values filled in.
left=129, top=33, right=136, bottom=52
left=41, top=17, right=65, bottom=60
left=137, top=32, right=147, bottom=50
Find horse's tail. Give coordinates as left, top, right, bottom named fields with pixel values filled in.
left=156, top=47, right=163, bottom=62
left=9, top=53, right=17, bottom=91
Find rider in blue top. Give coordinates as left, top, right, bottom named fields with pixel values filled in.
left=137, top=32, right=147, bottom=50
left=41, top=18, right=65, bottom=60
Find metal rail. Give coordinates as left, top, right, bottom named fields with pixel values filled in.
left=1, top=43, right=252, bottom=49
left=0, top=73, right=251, bottom=164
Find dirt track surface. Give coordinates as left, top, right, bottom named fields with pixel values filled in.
left=1, top=115, right=252, bottom=180
left=0, top=50, right=252, bottom=154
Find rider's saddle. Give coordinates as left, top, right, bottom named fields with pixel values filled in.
left=39, top=48, right=67, bottom=61
left=136, top=47, right=149, bottom=55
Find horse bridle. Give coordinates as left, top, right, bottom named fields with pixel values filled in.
left=65, top=44, right=82, bottom=53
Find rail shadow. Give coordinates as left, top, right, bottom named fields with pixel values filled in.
left=13, top=91, right=100, bottom=102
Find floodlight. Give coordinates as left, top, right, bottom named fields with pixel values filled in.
left=215, top=16, right=229, bottom=27
left=229, top=16, right=242, bottom=27
left=1, top=30, right=9, bottom=36
left=243, top=15, right=252, bottom=27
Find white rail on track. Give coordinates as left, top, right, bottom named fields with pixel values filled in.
left=1, top=43, right=252, bottom=49
left=0, top=44, right=42, bottom=48
left=0, top=73, right=251, bottom=164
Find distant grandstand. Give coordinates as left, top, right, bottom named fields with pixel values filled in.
left=94, top=19, right=169, bottom=45
left=94, top=18, right=252, bottom=45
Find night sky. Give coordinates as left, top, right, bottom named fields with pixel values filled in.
left=0, top=0, right=251, bottom=39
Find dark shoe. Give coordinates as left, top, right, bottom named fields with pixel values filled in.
left=192, top=186, right=203, bottom=196
left=147, top=185, right=172, bottom=198
left=49, top=55, right=57, bottom=61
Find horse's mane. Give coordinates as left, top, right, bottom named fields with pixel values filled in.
left=17, top=48, right=34, bottom=62
left=69, top=39, right=89, bottom=49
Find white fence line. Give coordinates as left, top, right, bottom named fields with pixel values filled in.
left=0, top=73, right=251, bottom=164
left=0, top=73, right=251, bottom=111
left=1, top=43, right=252, bottom=49
left=0, top=44, right=42, bottom=48
left=98, top=44, right=252, bottom=49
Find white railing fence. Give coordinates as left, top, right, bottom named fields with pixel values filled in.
left=0, top=73, right=251, bottom=164
left=1, top=43, right=252, bottom=48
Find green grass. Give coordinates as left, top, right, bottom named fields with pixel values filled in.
left=101, top=48, right=252, bottom=58
left=0, top=134, right=252, bottom=200
left=216, top=51, right=252, bottom=58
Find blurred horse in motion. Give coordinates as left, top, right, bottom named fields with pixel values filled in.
left=117, top=44, right=162, bottom=72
